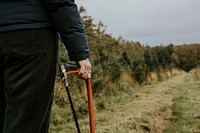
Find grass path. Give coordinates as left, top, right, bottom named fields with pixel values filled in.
left=96, top=74, right=200, bottom=133
left=93, top=73, right=188, bottom=133
left=50, top=73, right=200, bottom=133
left=164, top=73, right=200, bottom=133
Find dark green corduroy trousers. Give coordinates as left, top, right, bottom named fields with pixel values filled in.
left=0, top=29, right=58, bottom=133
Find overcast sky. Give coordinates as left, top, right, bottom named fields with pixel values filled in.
left=76, top=0, right=200, bottom=46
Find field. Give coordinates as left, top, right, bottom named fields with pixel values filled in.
left=49, top=70, right=200, bottom=133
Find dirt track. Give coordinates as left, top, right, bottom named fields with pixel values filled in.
left=95, top=73, right=189, bottom=133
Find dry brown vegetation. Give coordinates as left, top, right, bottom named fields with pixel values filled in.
left=192, top=68, right=200, bottom=80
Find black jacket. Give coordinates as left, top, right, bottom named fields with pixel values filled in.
left=0, top=0, right=89, bottom=61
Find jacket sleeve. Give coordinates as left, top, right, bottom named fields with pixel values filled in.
left=42, top=0, right=89, bottom=61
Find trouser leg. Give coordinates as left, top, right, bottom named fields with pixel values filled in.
left=0, top=56, right=5, bottom=133
left=1, top=29, right=58, bottom=133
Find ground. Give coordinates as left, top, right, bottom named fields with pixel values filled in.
left=50, top=72, right=200, bottom=133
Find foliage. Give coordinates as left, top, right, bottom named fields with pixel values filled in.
left=172, top=44, right=200, bottom=72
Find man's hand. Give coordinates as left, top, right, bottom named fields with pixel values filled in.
left=77, top=58, right=92, bottom=79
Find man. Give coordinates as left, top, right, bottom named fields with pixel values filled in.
left=0, top=0, right=92, bottom=133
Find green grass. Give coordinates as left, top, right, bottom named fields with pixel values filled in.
left=164, top=74, right=200, bottom=133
